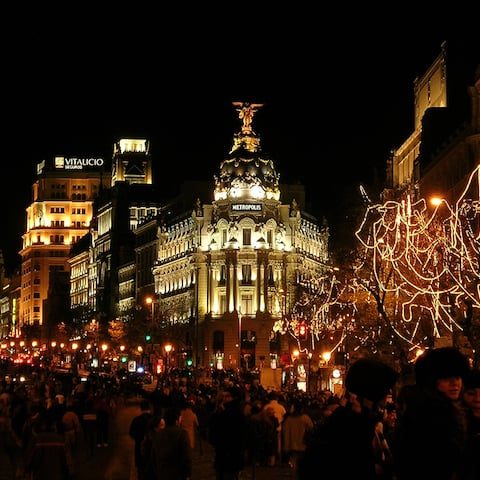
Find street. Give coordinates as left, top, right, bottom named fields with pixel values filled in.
left=75, top=397, right=293, bottom=480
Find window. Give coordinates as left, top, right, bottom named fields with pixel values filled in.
left=241, top=264, right=252, bottom=284
left=222, top=229, right=227, bottom=246
left=240, top=294, right=253, bottom=314
left=243, top=228, right=251, bottom=246
left=33, top=292, right=40, bottom=299
left=219, top=265, right=226, bottom=285
left=267, top=230, right=273, bottom=246
left=219, top=294, right=227, bottom=313
left=268, top=265, right=275, bottom=286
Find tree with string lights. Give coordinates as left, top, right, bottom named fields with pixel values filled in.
left=355, top=165, right=479, bottom=364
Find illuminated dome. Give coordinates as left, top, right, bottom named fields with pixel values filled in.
left=214, top=102, right=280, bottom=202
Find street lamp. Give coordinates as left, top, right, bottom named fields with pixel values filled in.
left=145, top=295, right=154, bottom=321
left=238, top=308, right=242, bottom=370
left=164, top=343, right=173, bottom=371
left=430, top=196, right=444, bottom=207
left=307, top=352, right=313, bottom=392
left=321, top=351, right=331, bottom=391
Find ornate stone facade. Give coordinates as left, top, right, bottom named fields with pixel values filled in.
left=153, top=103, right=329, bottom=368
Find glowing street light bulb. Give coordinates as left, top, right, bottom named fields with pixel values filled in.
left=120, top=345, right=125, bottom=352
left=292, top=349, right=300, bottom=358
left=430, top=197, right=443, bottom=207
left=332, top=368, right=341, bottom=379
left=72, top=342, right=78, bottom=350
left=101, top=343, right=108, bottom=352
left=164, top=343, right=173, bottom=354
left=51, top=341, right=57, bottom=348
left=322, top=351, right=331, bottom=363
left=31, top=341, right=38, bottom=348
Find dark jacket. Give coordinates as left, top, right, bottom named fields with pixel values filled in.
left=209, top=400, right=247, bottom=473
left=394, top=387, right=467, bottom=480
left=129, top=411, right=153, bottom=468
left=299, top=404, right=378, bottom=479
left=150, top=426, right=191, bottom=480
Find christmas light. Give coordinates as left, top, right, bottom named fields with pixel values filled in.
left=355, top=165, right=479, bottom=347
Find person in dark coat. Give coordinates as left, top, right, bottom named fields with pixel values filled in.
left=209, top=387, right=247, bottom=480
left=394, top=347, right=470, bottom=480
left=299, top=357, right=398, bottom=480
left=25, top=413, right=69, bottom=480
left=150, top=407, right=191, bottom=480
left=461, top=368, right=480, bottom=480
left=129, top=399, right=153, bottom=480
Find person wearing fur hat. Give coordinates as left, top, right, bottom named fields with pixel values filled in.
left=299, top=357, right=398, bottom=480
left=394, top=347, right=470, bottom=480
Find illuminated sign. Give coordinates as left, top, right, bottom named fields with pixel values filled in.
left=231, top=204, right=262, bottom=212
left=55, top=156, right=104, bottom=170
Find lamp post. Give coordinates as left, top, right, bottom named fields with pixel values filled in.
left=145, top=296, right=154, bottom=321
left=164, top=343, right=172, bottom=371
left=321, top=351, right=331, bottom=391
left=238, top=307, right=242, bottom=371
left=307, top=351, right=313, bottom=392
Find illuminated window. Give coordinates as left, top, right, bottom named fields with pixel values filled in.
left=219, top=295, right=227, bottom=313
left=219, top=265, right=226, bottom=284
left=241, top=294, right=253, bottom=314
left=241, top=265, right=252, bottom=284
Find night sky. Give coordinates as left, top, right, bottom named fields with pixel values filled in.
left=1, top=16, right=479, bottom=273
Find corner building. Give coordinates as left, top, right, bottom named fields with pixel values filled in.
left=153, top=104, right=329, bottom=369
left=20, top=157, right=110, bottom=333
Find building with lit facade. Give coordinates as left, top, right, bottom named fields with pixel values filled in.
left=385, top=42, right=479, bottom=203
left=152, top=103, right=329, bottom=369
left=417, top=65, right=479, bottom=204
left=386, top=43, right=448, bottom=198
left=19, top=156, right=110, bottom=333
left=0, top=252, right=21, bottom=338
left=69, top=139, right=163, bottom=328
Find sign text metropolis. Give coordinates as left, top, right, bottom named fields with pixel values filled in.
left=231, top=204, right=262, bottom=212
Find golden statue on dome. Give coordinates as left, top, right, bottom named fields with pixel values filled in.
left=232, top=102, right=264, bottom=134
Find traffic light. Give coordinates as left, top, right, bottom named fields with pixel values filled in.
left=121, top=356, right=128, bottom=363
left=145, top=334, right=152, bottom=342
left=298, top=322, right=307, bottom=340
left=185, top=348, right=193, bottom=367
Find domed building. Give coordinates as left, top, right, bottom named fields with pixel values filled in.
left=152, top=103, right=329, bottom=370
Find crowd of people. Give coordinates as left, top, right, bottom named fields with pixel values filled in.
left=0, top=346, right=479, bottom=480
